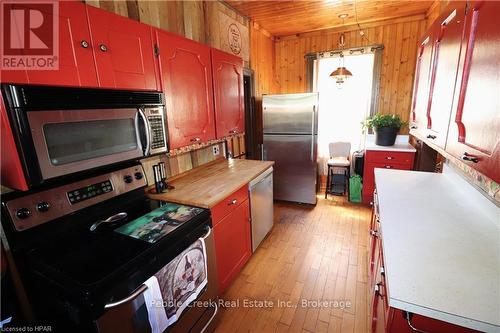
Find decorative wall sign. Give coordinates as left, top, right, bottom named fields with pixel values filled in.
left=218, top=11, right=249, bottom=62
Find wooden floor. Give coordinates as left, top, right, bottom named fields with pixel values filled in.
left=214, top=195, right=372, bottom=333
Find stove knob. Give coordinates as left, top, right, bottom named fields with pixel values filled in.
left=37, top=202, right=50, bottom=212
left=16, top=208, right=31, bottom=219
left=124, top=175, right=133, bottom=184
left=134, top=172, right=143, bottom=180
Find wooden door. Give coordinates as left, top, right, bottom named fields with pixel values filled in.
left=86, top=6, right=158, bottom=91
left=1, top=1, right=97, bottom=87
left=447, top=0, right=500, bottom=183
left=425, top=2, right=466, bottom=148
left=211, top=49, right=245, bottom=138
left=156, top=30, right=216, bottom=149
left=213, top=199, right=251, bottom=293
left=410, top=31, right=434, bottom=136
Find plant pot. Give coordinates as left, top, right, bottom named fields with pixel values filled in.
left=374, top=126, right=398, bottom=146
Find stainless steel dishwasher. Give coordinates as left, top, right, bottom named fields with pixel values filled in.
left=249, top=167, right=274, bottom=252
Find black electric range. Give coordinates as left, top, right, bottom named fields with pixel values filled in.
left=1, top=165, right=212, bottom=331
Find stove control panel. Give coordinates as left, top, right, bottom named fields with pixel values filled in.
left=5, top=165, right=147, bottom=232
left=67, top=180, right=113, bottom=204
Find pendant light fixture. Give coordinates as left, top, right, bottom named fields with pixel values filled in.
left=330, top=14, right=352, bottom=88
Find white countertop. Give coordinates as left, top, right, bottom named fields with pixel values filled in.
left=374, top=168, right=500, bottom=332
left=365, top=134, right=416, bottom=152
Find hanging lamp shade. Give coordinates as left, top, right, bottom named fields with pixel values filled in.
left=330, top=66, right=353, bottom=79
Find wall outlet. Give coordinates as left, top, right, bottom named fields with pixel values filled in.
left=212, top=145, right=220, bottom=156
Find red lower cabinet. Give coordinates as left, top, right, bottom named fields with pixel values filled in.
left=363, top=150, right=415, bottom=204
left=212, top=189, right=251, bottom=294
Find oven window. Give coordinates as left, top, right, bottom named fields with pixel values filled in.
left=44, top=119, right=138, bottom=165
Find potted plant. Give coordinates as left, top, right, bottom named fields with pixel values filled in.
left=364, top=113, right=406, bottom=146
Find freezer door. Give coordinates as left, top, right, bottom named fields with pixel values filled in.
left=263, top=93, right=318, bottom=134
left=263, top=134, right=318, bottom=205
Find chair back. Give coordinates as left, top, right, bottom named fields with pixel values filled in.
left=329, top=142, right=351, bottom=159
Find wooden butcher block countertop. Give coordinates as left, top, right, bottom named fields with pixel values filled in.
left=146, top=159, right=274, bottom=208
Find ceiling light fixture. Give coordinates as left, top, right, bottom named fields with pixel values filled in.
left=330, top=16, right=352, bottom=88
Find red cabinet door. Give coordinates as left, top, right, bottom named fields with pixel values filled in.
left=447, top=0, right=500, bottom=183
left=1, top=94, right=28, bottom=190
left=211, top=49, right=245, bottom=138
left=213, top=199, right=251, bottom=294
left=410, top=31, right=434, bottom=135
left=425, top=3, right=466, bottom=148
left=1, top=1, right=97, bottom=87
left=86, top=6, right=158, bottom=91
left=156, top=30, right=216, bottom=149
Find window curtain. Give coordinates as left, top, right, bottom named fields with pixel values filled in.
left=310, top=46, right=382, bottom=175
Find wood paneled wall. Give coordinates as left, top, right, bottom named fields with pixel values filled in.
left=85, top=1, right=249, bottom=64
left=273, top=16, right=428, bottom=128
left=250, top=23, right=279, bottom=143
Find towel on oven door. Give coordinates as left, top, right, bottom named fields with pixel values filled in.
left=143, top=237, right=208, bottom=333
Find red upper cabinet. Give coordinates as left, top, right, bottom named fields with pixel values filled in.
left=425, top=2, right=466, bottom=148
left=156, top=30, right=216, bottom=149
left=447, top=0, right=500, bottom=183
left=211, top=49, right=245, bottom=138
left=410, top=31, right=434, bottom=135
left=1, top=95, right=28, bottom=191
left=1, top=1, right=98, bottom=87
left=86, top=6, right=158, bottom=91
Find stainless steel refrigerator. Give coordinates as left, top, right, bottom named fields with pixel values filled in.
left=262, top=93, right=319, bottom=205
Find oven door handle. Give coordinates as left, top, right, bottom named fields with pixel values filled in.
left=104, top=284, right=148, bottom=309
left=201, top=302, right=218, bottom=333
left=201, top=226, right=212, bottom=240
left=137, top=108, right=151, bottom=156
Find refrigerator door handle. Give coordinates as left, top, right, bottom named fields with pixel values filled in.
left=311, top=106, right=315, bottom=161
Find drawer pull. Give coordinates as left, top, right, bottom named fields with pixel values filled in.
left=403, top=311, right=429, bottom=333
left=228, top=199, right=237, bottom=206
left=426, top=134, right=437, bottom=139
left=460, top=152, right=479, bottom=163
left=384, top=165, right=392, bottom=169
left=385, top=156, right=394, bottom=160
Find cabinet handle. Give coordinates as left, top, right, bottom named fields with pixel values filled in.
left=384, top=165, right=392, bottom=169
left=228, top=199, right=237, bottom=206
left=374, top=283, right=384, bottom=298
left=460, top=152, right=479, bottom=163
left=190, top=137, right=201, bottom=143
left=403, top=311, right=429, bottom=333
left=426, top=134, right=437, bottom=139
left=229, top=130, right=238, bottom=134
left=99, top=44, right=108, bottom=52
left=80, top=40, right=89, bottom=48
left=380, top=266, right=385, bottom=276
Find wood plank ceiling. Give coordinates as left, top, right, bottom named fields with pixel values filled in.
left=225, top=0, right=434, bottom=37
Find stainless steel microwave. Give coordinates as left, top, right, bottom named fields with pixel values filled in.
left=1, top=85, right=168, bottom=190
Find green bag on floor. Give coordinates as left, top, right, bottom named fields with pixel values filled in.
left=349, top=175, right=362, bottom=203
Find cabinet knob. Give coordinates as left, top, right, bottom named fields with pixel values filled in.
left=460, top=152, right=479, bottom=163
left=410, top=125, right=418, bottom=130
left=426, top=134, right=437, bottom=139
left=370, top=229, right=378, bottom=237
left=99, top=44, right=108, bottom=52
left=228, top=199, right=237, bottom=206
left=385, top=156, right=394, bottom=160
left=229, top=130, right=238, bottom=134
left=384, top=165, right=392, bottom=169
left=190, top=137, right=201, bottom=143
left=80, top=40, right=89, bottom=48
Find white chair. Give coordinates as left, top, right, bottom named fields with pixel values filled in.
left=325, top=142, right=351, bottom=199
